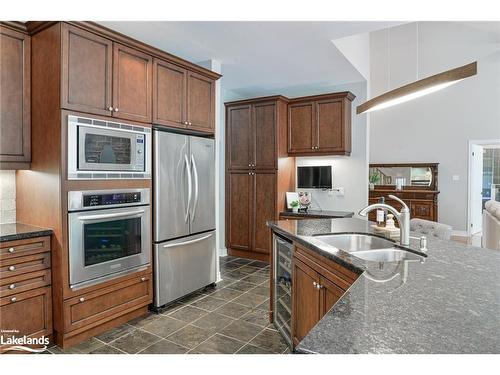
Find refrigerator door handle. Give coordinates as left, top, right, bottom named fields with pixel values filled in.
left=162, top=233, right=213, bottom=248
left=184, top=154, right=192, bottom=223
left=190, top=154, right=199, bottom=221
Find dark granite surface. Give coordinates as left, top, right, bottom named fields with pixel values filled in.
left=267, top=218, right=500, bottom=354
left=280, top=210, right=354, bottom=219
left=0, top=222, right=53, bottom=242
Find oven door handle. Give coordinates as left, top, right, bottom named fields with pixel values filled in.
left=77, top=210, right=145, bottom=221
left=162, top=233, right=213, bottom=248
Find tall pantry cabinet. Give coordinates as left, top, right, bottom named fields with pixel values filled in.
left=225, top=97, right=295, bottom=261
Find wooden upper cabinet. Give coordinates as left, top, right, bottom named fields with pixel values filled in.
left=253, top=172, right=276, bottom=254
left=187, top=71, right=215, bottom=133
left=226, top=170, right=253, bottom=253
left=288, top=101, right=315, bottom=154
left=253, top=102, right=277, bottom=169
left=288, top=92, right=354, bottom=156
left=226, top=105, right=252, bottom=170
left=153, top=58, right=187, bottom=128
left=61, top=24, right=113, bottom=117
left=0, top=26, right=31, bottom=169
left=113, top=43, right=152, bottom=123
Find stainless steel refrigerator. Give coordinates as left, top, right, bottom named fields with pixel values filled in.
left=153, top=129, right=216, bottom=308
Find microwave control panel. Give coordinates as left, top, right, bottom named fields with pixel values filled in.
left=83, top=192, right=142, bottom=207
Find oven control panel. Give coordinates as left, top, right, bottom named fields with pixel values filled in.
left=83, top=192, right=142, bottom=207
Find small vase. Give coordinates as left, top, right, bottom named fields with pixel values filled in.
left=292, top=207, right=299, bottom=213
left=369, top=183, right=375, bottom=191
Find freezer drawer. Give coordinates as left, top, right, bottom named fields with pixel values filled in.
left=154, top=231, right=216, bottom=307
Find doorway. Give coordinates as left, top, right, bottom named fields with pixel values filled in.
left=468, top=140, right=500, bottom=239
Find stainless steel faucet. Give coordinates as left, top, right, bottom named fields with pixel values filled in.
left=359, top=195, right=411, bottom=246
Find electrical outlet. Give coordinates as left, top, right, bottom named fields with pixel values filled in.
left=452, top=175, right=460, bottom=181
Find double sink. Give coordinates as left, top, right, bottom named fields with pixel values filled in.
left=312, top=233, right=426, bottom=262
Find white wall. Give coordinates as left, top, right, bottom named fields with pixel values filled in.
left=369, top=22, right=500, bottom=232
left=0, top=171, right=16, bottom=224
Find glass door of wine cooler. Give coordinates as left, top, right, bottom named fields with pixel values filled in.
left=273, top=234, right=293, bottom=347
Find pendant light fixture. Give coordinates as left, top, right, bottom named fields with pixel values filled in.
left=357, top=23, right=477, bottom=115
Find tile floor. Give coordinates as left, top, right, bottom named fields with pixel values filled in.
left=48, top=256, right=290, bottom=354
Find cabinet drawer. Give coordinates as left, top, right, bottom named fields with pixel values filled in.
left=63, top=273, right=152, bottom=332
left=0, top=269, right=51, bottom=297
left=0, top=252, right=51, bottom=279
left=0, top=286, right=52, bottom=350
left=0, top=236, right=50, bottom=260
left=411, top=201, right=434, bottom=220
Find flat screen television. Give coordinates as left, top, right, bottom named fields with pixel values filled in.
left=297, top=166, right=332, bottom=189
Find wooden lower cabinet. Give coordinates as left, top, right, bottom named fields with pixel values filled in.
left=291, top=244, right=359, bottom=346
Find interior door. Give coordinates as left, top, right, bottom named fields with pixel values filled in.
left=226, top=170, right=252, bottom=252
left=186, top=71, right=214, bottom=133
left=226, top=105, right=252, bottom=170
left=61, top=24, right=113, bottom=116
left=113, top=43, right=152, bottom=123
left=288, top=101, right=315, bottom=154
left=253, top=171, right=276, bottom=255
left=316, top=99, right=343, bottom=152
left=189, top=136, right=215, bottom=234
left=253, top=102, right=277, bottom=169
left=153, top=130, right=190, bottom=242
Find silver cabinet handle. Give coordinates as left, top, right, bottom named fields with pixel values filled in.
left=8, top=266, right=15, bottom=271
left=248, top=164, right=252, bottom=167
left=79, top=297, right=85, bottom=303
left=313, top=281, right=317, bottom=286
left=9, top=284, right=15, bottom=290
left=108, top=106, right=113, bottom=111
left=140, top=277, right=146, bottom=282
left=8, top=247, right=15, bottom=253
left=114, top=107, right=119, bottom=112
left=184, top=154, right=192, bottom=223
left=163, top=233, right=213, bottom=249
left=190, top=154, right=199, bottom=222
left=78, top=210, right=145, bottom=221
left=11, top=297, right=17, bottom=303
left=317, top=284, right=322, bottom=289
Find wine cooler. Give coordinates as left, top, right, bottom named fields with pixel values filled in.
left=273, top=234, right=293, bottom=347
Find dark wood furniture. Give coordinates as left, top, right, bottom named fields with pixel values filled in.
left=279, top=210, right=354, bottom=220
left=0, top=236, right=52, bottom=353
left=225, top=96, right=295, bottom=261
left=291, top=244, right=359, bottom=346
left=0, top=24, right=31, bottom=169
left=288, top=92, right=355, bottom=156
left=368, top=163, right=439, bottom=223
left=13, top=21, right=219, bottom=349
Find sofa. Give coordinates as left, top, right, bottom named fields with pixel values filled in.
left=482, top=200, right=500, bottom=250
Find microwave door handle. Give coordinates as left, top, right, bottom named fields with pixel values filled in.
left=184, top=154, right=192, bottom=223
left=190, top=154, right=199, bottom=221
left=78, top=210, right=145, bottom=221
left=163, top=233, right=213, bottom=248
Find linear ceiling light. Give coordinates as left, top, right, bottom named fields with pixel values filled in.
left=356, top=61, right=477, bottom=114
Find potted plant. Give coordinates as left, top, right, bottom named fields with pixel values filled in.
left=369, top=171, right=380, bottom=190
left=290, top=200, right=300, bottom=213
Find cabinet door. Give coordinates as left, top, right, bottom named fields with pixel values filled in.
left=319, top=275, right=345, bottom=316
left=253, top=102, right=277, bottom=169
left=288, top=101, right=315, bottom=154
left=292, top=258, right=320, bottom=345
left=226, top=171, right=253, bottom=252
left=316, top=99, right=344, bottom=152
left=153, top=59, right=187, bottom=129
left=226, top=105, right=252, bottom=170
left=186, top=71, right=214, bottom=133
left=113, top=43, right=152, bottom=123
left=61, top=24, right=113, bottom=116
left=411, top=201, right=434, bottom=221
left=253, top=172, right=276, bottom=254
left=0, top=27, right=30, bottom=166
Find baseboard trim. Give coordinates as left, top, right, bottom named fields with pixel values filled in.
left=451, top=230, right=468, bottom=237
left=218, top=247, right=227, bottom=257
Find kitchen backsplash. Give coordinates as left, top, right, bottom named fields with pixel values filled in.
left=0, top=171, right=16, bottom=224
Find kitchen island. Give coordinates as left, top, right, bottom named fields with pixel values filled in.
left=268, top=218, right=500, bottom=354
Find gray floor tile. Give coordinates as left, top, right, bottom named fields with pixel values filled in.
left=49, top=337, right=104, bottom=354
left=190, top=295, right=227, bottom=311
left=224, top=269, right=254, bottom=279
left=237, top=344, right=274, bottom=354
left=248, top=260, right=269, bottom=269
left=89, top=344, right=125, bottom=354
left=227, top=280, right=256, bottom=292
left=210, top=288, right=242, bottom=301
left=191, top=312, right=235, bottom=332
left=241, top=274, right=269, bottom=285
left=95, top=323, right=136, bottom=343
left=214, top=301, right=252, bottom=319
left=236, top=265, right=261, bottom=275
left=138, top=339, right=188, bottom=354
left=250, top=284, right=270, bottom=297
left=192, top=334, right=245, bottom=354
left=220, top=320, right=264, bottom=342
left=240, top=309, right=271, bottom=327
left=232, top=292, right=268, bottom=308
left=249, top=329, right=288, bottom=354
left=228, top=258, right=254, bottom=266
left=220, top=261, right=244, bottom=271
left=127, top=313, right=161, bottom=329
left=168, top=305, right=208, bottom=323
left=215, top=276, right=238, bottom=289
left=141, top=315, right=187, bottom=338
left=167, top=324, right=214, bottom=349
left=110, top=330, right=162, bottom=354
left=156, top=301, right=184, bottom=315
left=176, top=291, right=206, bottom=304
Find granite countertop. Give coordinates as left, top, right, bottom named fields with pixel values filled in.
left=0, top=222, right=53, bottom=242
left=280, top=210, right=354, bottom=219
left=267, top=218, right=500, bottom=354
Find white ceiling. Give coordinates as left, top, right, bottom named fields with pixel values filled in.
left=98, top=21, right=402, bottom=97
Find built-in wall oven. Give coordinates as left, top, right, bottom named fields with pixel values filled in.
left=68, top=188, right=151, bottom=289
left=67, top=115, right=151, bottom=180
left=273, top=233, right=293, bottom=348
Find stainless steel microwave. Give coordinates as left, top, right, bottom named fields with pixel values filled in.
left=67, top=115, right=151, bottom=180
